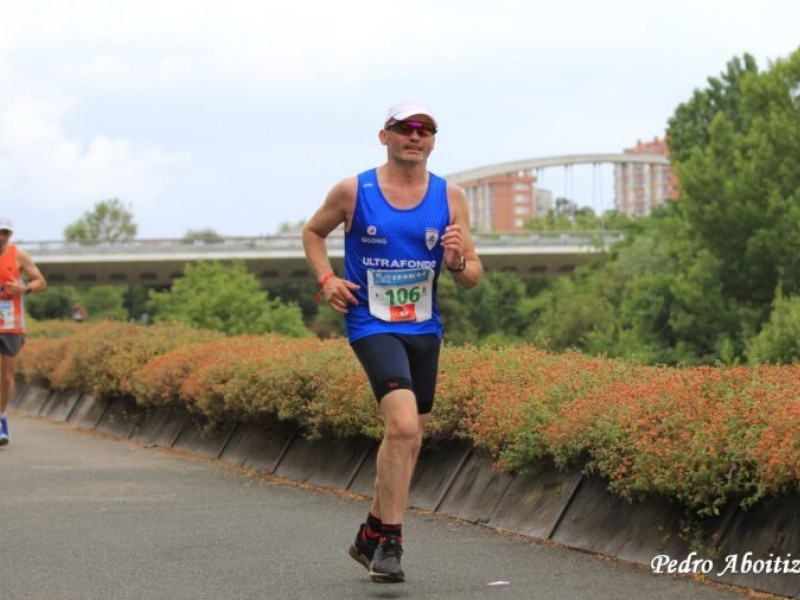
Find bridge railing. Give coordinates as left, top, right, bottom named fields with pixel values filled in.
left=17, top=231, right=625, bottom=256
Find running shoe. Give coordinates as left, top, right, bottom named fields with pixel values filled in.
left=0, top=416, right=8, bottom=446
left=369, top=535, right=405, bottom=583
left=348, top=523, right=379, bottom=570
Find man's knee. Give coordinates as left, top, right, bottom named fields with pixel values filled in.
left=385, top=413, right=421, bottom=444
left=381, top=391, right=421, bottom=443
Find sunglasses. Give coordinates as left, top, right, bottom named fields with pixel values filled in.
left=0, top=229, right=11, bottom=235
left=386, top=120, right=437, bottom=137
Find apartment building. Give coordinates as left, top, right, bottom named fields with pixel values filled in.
left=613, top=138, right=678, bottom=217
left=461, top=171, right=549, bottom=233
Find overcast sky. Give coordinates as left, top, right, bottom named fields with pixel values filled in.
left=2, top=0, right=798, bottom=241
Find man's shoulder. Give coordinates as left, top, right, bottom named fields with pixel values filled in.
left=328, top=176, right=359, bottom=200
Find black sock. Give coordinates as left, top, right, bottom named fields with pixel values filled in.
left=382, top=523, right=402, bottom=541
left=364, top=513, right=382, bottom=539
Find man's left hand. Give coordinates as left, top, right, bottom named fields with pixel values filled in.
left=4, top=278, right=27, bottom=294
left=441, top=224, right=464, bottom=270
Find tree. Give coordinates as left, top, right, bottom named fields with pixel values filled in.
left=64, top=198, right=137, bottom=243
left=669, top=48, right=800, bottom=323
left=277, top=220, right=306, bottom=234
left=182, top=228, right=224, bottom=244
left=148, top=261, right=309, bottom=337
left=667, top=54, right=759, bottom=164
left=78, top=286, right=127, bottom=321
left=746, top=290, right=800, bottom=364
left=25, top=286, right=78, bottom=320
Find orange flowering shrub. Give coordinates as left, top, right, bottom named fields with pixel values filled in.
left=499, top=364, right=800, bottom=516
left=16, top=336, right=69, bottom=384
left=16, top=320, right=800, bottom=517
left=26, top=320, right=85, bottom=339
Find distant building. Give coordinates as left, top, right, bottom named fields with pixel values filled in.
left=533, top=187, right=553, bottom=218
left=613, top=138, right=678, bottom=216
left=461, top=171, right=547, bottom=233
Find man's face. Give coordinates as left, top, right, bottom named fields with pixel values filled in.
left=380, top=114, right=436, bottom=164
left=0, top=229, right=11, bottom=252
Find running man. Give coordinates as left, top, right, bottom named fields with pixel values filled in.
left=0, top=217, right=47, bottom=446
left=302, top=101, right=482, bottom=582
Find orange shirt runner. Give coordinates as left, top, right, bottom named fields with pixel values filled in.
left=0, top=244, right=26, bottom=334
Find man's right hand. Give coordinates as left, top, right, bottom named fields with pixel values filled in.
left=324, top=277, right=360, bottom=314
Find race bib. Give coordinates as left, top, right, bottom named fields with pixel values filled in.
left=367, top=268, right=434, bottom=323
left=0, top=300, right=16, bottom=330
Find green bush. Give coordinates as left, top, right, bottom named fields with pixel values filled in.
left=149, top=260, right=309, bottom=337
left=746, top=292, right=800, bottom=364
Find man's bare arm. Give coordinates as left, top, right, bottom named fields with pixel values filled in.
left=442, top=184, right=482, bottom=289
left=7, top=250, right=47, bottom=294
left=302, top=178, right=360, bottom=313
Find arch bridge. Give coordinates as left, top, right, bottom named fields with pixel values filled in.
left=447, top=153, right=669, bottom=184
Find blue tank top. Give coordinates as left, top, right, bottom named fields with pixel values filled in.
left=345, top=168, right=450, bottom=342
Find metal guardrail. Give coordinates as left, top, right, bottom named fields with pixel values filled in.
left=17, top=231, right=625, bottom=256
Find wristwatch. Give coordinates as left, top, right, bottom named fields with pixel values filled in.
left=447, top=255, right=467, bottom=273
left=24, top=284, right=32, bottom=294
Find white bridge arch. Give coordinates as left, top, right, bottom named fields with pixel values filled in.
left=447, top=153, right=669, bottom=184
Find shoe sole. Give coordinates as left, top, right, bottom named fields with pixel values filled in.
left=347, top=544, right=371, bottom=571
left=0, top=437, right=8, bottom=446
left=369, top=569, right=405, bottom=583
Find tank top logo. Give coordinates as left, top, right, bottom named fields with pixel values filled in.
left=362, top=224, right=387, bottom=245
left=425, top=228, right=439, bottom=251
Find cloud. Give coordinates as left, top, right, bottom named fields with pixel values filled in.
left=0, top=84, right=185, bottom=211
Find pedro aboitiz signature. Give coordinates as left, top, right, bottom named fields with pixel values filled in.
left=651, top=552, right=800, bottom=577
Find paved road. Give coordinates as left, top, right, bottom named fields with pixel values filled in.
left=0, top=416, right=755, bottom=600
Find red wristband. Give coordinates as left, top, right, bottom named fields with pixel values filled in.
left=318, top=272, right=335, bottom=287
left=315, top=272, right=335, bottom=304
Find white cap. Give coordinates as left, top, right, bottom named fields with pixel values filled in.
left=385, top=101, right=437, bottom=127
left=0, top=216, right=12, bottom=231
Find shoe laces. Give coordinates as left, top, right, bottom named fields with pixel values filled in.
left=379, top=535, right=404, bottom=557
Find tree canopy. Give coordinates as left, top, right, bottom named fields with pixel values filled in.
left=64, top=198, right=137, bottom=243
left=148, top=261, right=309, bottom=337
left=519, top=47, right=800, bottom=365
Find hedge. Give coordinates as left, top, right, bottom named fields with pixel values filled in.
left=18, top=320, right=800, bottom=519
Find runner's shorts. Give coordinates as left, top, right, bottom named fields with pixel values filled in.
left=0, top=333, right=25, bottom=357
left=350, top=333, right=441, bottom=415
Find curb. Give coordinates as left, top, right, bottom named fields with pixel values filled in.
left=10, top=383, right=800, bottom=599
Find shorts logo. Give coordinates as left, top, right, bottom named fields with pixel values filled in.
left=425, top=228, right=439, bottom=251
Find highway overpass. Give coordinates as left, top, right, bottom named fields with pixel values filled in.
left=18, top=231, right=623, bottom=287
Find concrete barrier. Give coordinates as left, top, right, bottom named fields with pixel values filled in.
left=95, top=395, right=144, bottom=438
left=40, top=390, right=83, bottom=422
left=130, top=405, right=191, bottom=447
left=712, top=494, right=800, bottom=597
left=15, top=385, right=51, bottom=415
left=407, top=438, right=472, bottom=511
left=10, top=381, right=30, bottom=409
left=10, top=384, right=800, bottom=598
left=173, top=418, right=238, bottom=458
left=488, top=466, right=582, bottom=539
left=218, top=419, right=297, bottom=473
left=437, top=449, right=515, bottom=524
left=67, top=394, right=109, bottom=429
left=274, top=434, right=374, bottom=489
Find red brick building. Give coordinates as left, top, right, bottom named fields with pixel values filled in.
left=461, top=171, right=545, bottom=233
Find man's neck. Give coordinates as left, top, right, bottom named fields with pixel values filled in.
left=380, top=161, right=428, bottom=186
